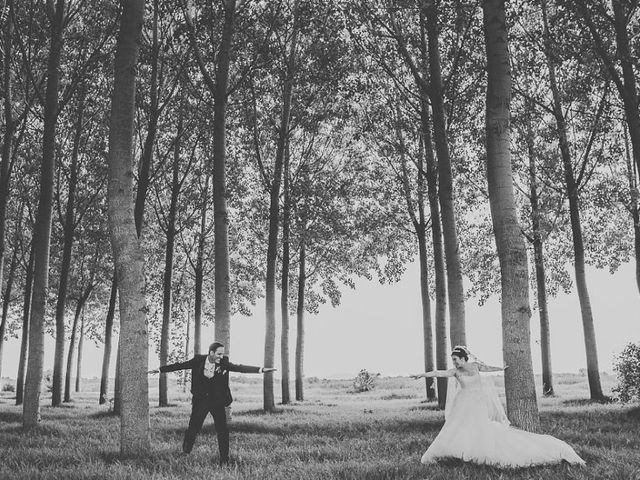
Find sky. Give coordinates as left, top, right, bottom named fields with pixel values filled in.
left=1, top=258, right=639, bottom=382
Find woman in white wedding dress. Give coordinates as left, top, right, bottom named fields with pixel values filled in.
left=412, top=346, right=585, bottom=468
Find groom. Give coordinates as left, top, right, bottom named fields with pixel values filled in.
left=152, top=342, right=275, bottom=465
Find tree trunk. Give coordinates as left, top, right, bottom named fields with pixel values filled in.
left=113, top=343, right=121, bottom=414
left=525, top=99, right=554, bottom=396
left=416, top=136, right=435, bottom=401
left=75, top=311, right=84, bottom=393
left=423, top=0, right=466, bottom=347
left=99, top=273, right=117, bottom=404
left=64, top=299, right=83, bottom=402
left=133, top=0, right=160, bottom=236
left=0, top=222, right=20, bottom=379
left=483, top=0, right=540, bottom=432
left=107, top=0, right=149, bottom=454
left=193, top=173, right=208, bottom=355
left=416, top=227, right=435, bottom=401
left=295, top=239, right=306, bottom=402
left=542, top=1, right=604, bottom=401
left=53, top=88, right=85, bottom=407
left=107, top=0, right=160, bottom=416
left=159, top=101, right=183, bottom=407
left=418, top=91, right=448, bottom=409
left=264, top=10, right=298, bottom=412
left=184, top=305, right=190, bottom=392
left=280, top=143, right=291, bottom=405
left=623, top=126, right=640, bottom=296
left=396, top=105, right=435, bottom=403
left=16, top=244, right=35, bottom=405
left=611, top=0, right=640, bottom=183
left=212, top=0, right=238, bottom=351
left=23, top=0, right=66, bottom=429
left=0, top=0, right=15, bottom=333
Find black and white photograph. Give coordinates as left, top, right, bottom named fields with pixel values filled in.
left=0, top=0, right=639, bottom=478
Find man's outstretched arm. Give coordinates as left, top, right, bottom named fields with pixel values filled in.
left=149, top=357, right=195, bottom=374
left=227, top=362, right=277, bottom=374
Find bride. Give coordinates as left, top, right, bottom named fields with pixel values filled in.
left=412, top=346, right=585, bottom=468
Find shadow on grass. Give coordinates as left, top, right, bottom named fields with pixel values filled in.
left=432, top=457, right=584, bottom=477
left=236, top=408, right=294, bottom=417
left=99, top=447, right=182, bottom=467
left=230, top=416, right=442, bottom=437
left=88, top=410, right=119, bottom=419
left=561, top=397, right=613, bottom=407
left=0, top=410, right=22, bottom=424
left=625, top=406, right=640, bottom=420
left=379, top=393, right=418, bottom=400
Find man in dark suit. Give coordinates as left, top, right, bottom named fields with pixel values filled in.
left=151, top=341, right=275, bottom=465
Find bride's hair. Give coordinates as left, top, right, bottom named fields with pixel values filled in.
left=451, top=345, right=469, bottom=361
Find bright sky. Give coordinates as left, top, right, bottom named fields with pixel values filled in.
left=1, top=259, right=638, bottom=383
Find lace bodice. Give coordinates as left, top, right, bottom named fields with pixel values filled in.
left=455, top=370, right=483, bottom=390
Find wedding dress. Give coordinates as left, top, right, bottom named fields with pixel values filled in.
left=421, top=370, right=585, bottom=467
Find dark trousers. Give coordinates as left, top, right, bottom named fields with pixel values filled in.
left=184, top=395, right=229, bottom=460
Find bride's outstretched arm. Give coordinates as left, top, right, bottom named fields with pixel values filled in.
left=411, top=368, right=456, bottom=379
left=476, top=362, right=506, bottom=372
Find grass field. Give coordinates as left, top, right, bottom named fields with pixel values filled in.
left=0, top=373, right=638, bottom=480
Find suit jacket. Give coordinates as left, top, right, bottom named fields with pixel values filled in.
left=160, top=355, right=261, bottom=406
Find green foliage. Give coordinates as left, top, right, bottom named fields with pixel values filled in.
left=351, top=368, right=379, bottom=393
left=612, top=342, right=640, bottom=404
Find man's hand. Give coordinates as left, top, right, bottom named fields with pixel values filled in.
left=410, top=373, right=424, bottom=379
left=148, top=369, right=160, bottom=374
left=261, top=367, right=277, bottom=373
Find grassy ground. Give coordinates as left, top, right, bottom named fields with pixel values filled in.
left=0, top=373, right=638, bottom=480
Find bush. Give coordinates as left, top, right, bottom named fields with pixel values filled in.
left=2, top=382, right=15, bottom=392
left=612, top=342, right=640, bottom=404
left=352, top=369, right=379, bottom=393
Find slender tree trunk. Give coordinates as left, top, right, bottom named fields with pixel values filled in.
left=264, top=10, right=298, bottom=412
left=611, top=0, right=640, bottom=182
left=0, top=223, right=20, bottom=379
left=75, top=311, right=84, bottom=393
left=184, top=305, right=190, bottom=392
left=396, top=108, right=435, bottom=402
left=0, top=0, right=15, bottom=325
left=106, top=0, right=160, bottom=416
left=64, top=298, right=83, bottom=402
left=622, top=125, right=640, bottom=295
left=483, top=0, right=540, bottom=431
left=212, top=0, right=237, bottom=351
left=159, top=102, right=183, bottom=407
left=107, top=0, right=149, bottom=454
left=113, top=343, right=121, bottom=414
left=525, top=100, right=554, bottom=396
left=416, top=227, right=435, bottom=401
left=133, top=0, right=160, bottom=236
left=423, top=0, right=466, bottom=347
left=542, top=1, right=604, bottom=401
left=193, top=160, right=210, bottom=357
left=280, top=144, right=291, bottom=405
left=193, top=174, right=208, bottom=355
left=416, top=137, right=435, bottom=402
left=108, top=0, right=159, bottom=415
left=53, top=88, right=85, bottom=407
left=418, top=95, right=448, bottom=409
left=16, top=244, right=35, bottom=405
left=99, top=273, right=117, bottom=404
left=23, top=0, right=66, bottom=429
left=295, top=239, right=306, bottom=402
